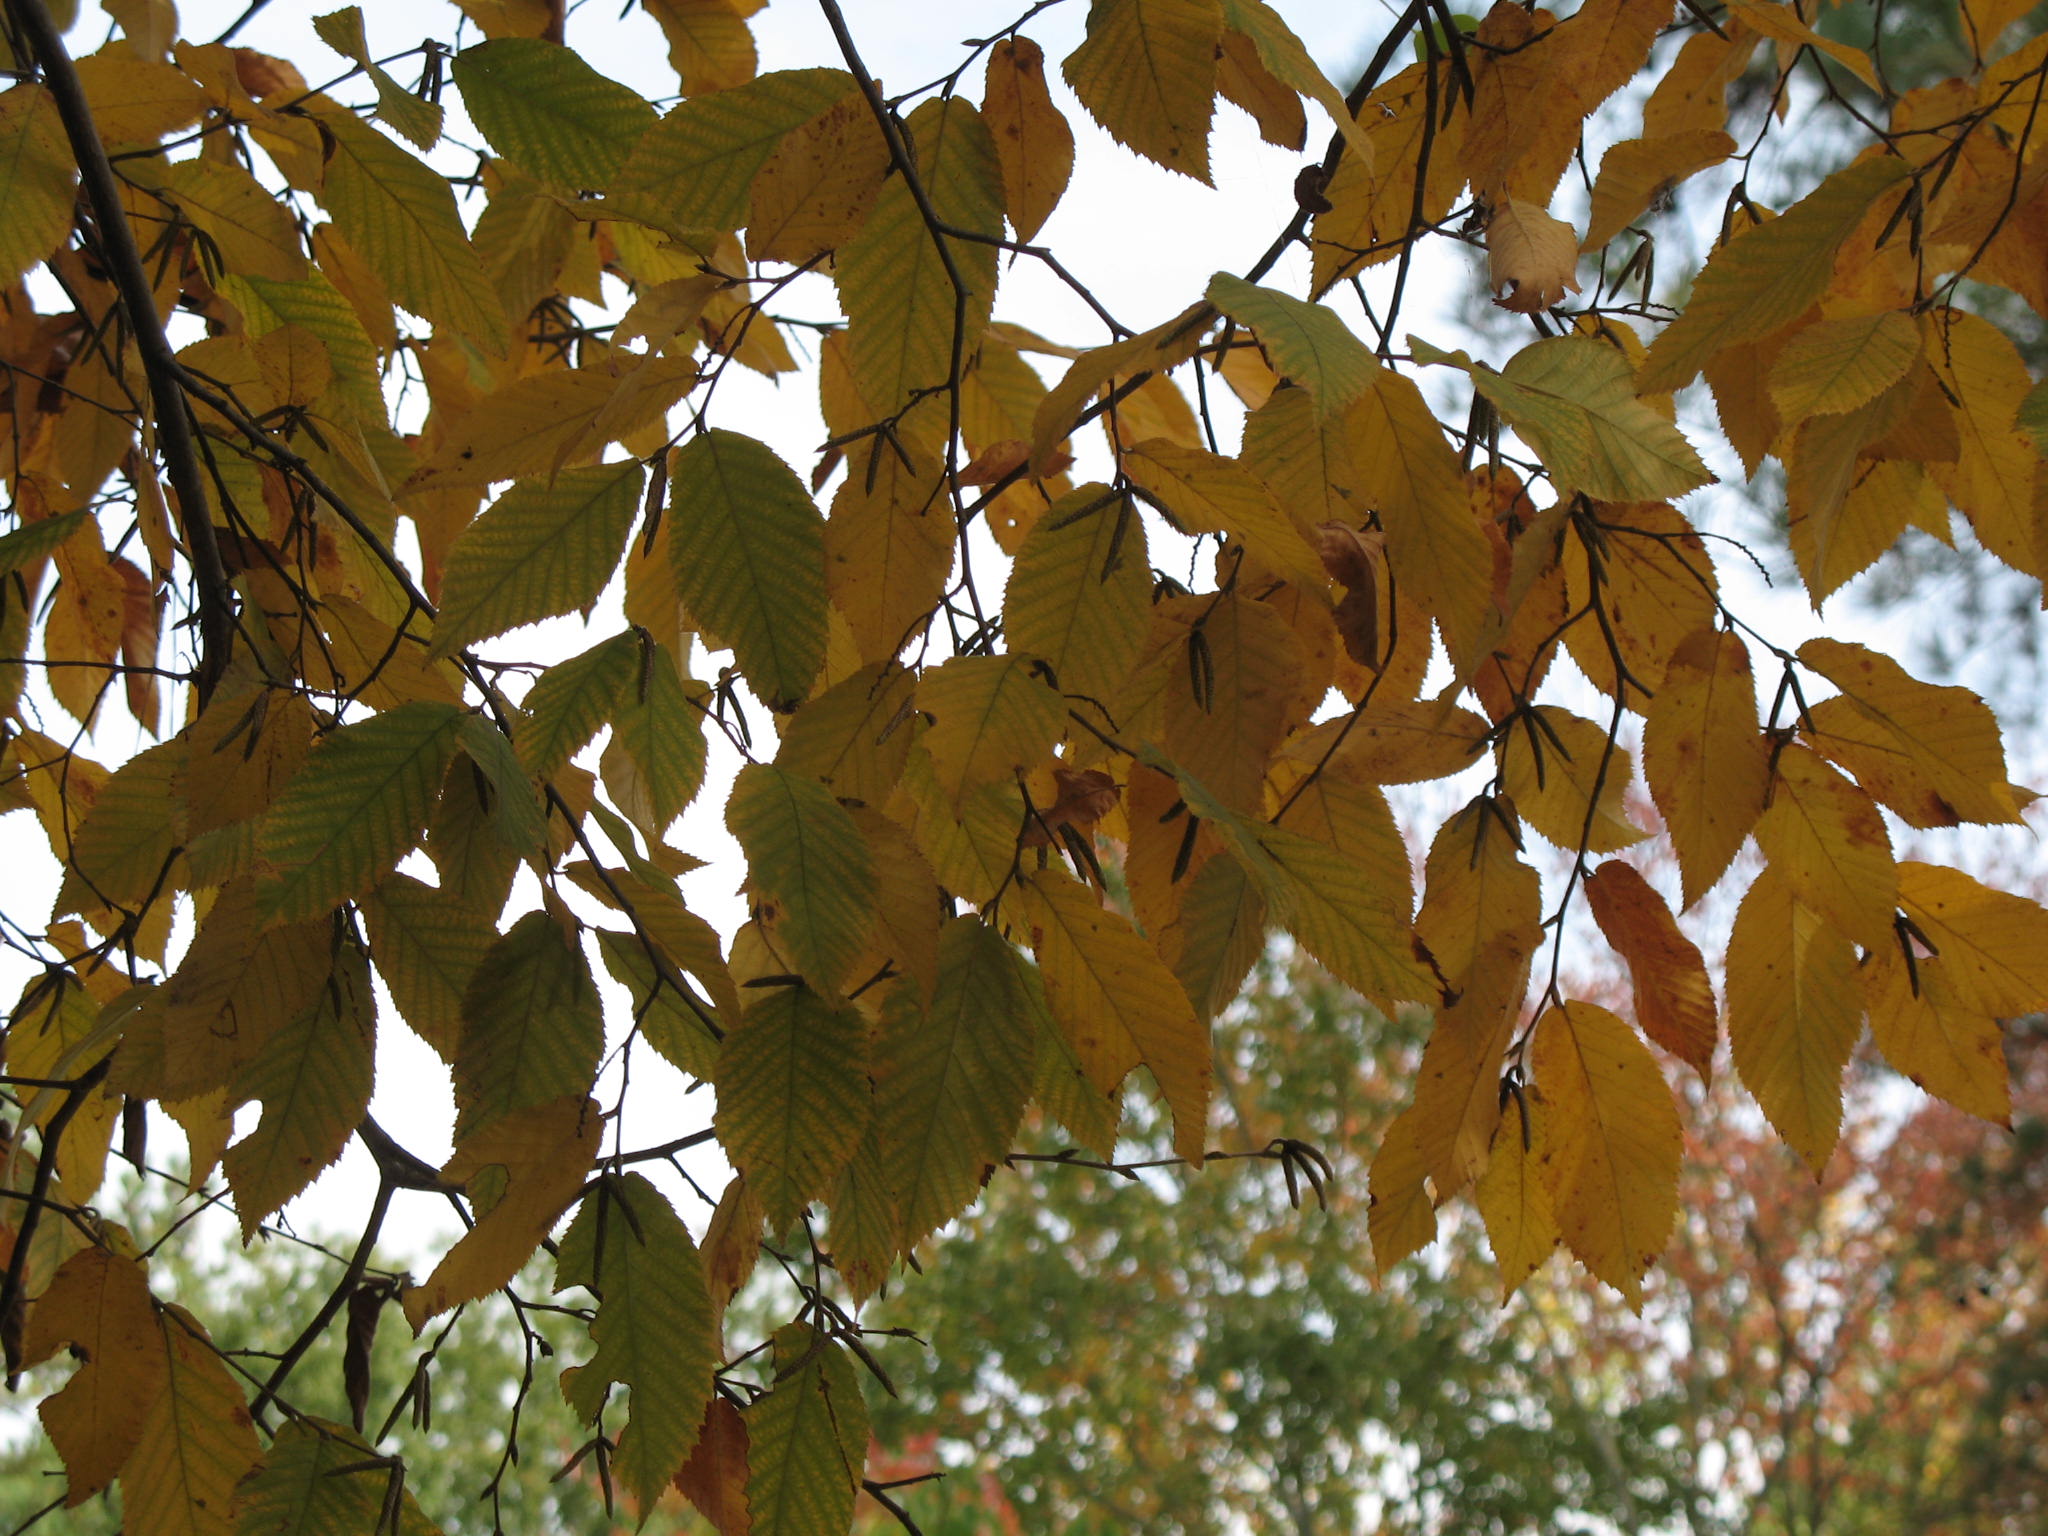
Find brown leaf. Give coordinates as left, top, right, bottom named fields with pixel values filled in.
left=960, top=436, right=1069, bottom=486
left=1317, top=522, right=1383, bottom=667
left=673, top=1395, right=751, bottom=1535
left=1020, top=765, right=1120, bottom=847
left=1486, top=199, right=1584, bottom=313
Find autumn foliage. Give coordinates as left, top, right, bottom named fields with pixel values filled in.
left=1, top=0, right=2046, bottom=1530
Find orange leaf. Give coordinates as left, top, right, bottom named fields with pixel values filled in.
left=1583, top=860, right=1717, bottom=1080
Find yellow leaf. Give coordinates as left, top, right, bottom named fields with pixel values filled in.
left=1895, top=861, right=2048, bottom=1018
left=1367, top=1109, right=1437, bottom=1274
left=1029, top=301, right=1215, bottom=472
left=1725, top=0, right=1880, bottom=89
left=23, top=1248, right=166, bottom=1505
left=1475, top=1097, right=1559, bottom=1302
left=221, top=943, right=376, bottom=1240
left=773, top=661, right=918, bottom=809
left=1583, top=860, right=1717, bottom=1079
left=0, top=87, right=77, bottom=284
left=1533, top=1000, right=1680, bottom=1306
left=1121, top=437, right=1328, bottom=596
left=1638, top=156, right=1910, bottom=393
left=1414, top=793, right=1542, bottom=993
left=1179, top=764, right=1434, bottom=1010
left=316, top=106, right=508, bottom=350
left=1281, top=697, right=1491, bottom=785
left=159, top=156, right=308, bottom=281
left=895, top=744, right=1023, bottom=907
left=1563, top=501, right=1720, bottom=696
left=1581, top=130, right=1735, bottom=253
left=1344, top=368, right=1494, bottom=669
left=1215, top=27, right=1304, bottom=150
left=1012, top=867, right=1210, bottom=1161
left=7, top=976, right=120, bottom=1202
left=1158, top=847, right=1267, bottom=1024
left=1485, top=199, right=1581, bottom=313
left=983, top=37, right=1074, bottom=243
left=824, top=442, right=955, bottom=666
left=1790, top=457, right=1940, bottom=607
left=1642, top=627, right=1770, bottom=908
left=1797, top=637, right=2018, bottom=828
left=1310, top=64, right=1467, bottom=293
left=1922, top=307, right=2045, bottom=581
left=1755, top=742, right=1896, bottom=950
left=916, top=654, right=1068, bottom=808
left=1863, top=953, right=2010, bottom=1125
left=1497, top=705, right=1647, bottom=854
left=123, top=1307, right=263, bottom=1536
left=746, top=89, right=890, bottom=264
left=1726, top=867, right=1862, bottom=1170
left=412, top=358, right=697, bottom=488
left=1162, top=592, right=1306, bottom=814
left=404, top=1095, right=602, bottom=1329
left=1062, top=0, right=1223, bottom=183
left=645, top=0, right=758, bottom=93
left=1768, top=310, right=1920, bottom=421
left=1460, top=337, right=1713, bottom=504
left=1405, top=930, right=1537, bottom=1200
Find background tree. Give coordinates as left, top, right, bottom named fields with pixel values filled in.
left=0, top=0, right=2045, bottom=1532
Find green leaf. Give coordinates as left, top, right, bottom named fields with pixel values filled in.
left=1205, top=272, right=1378, bottom=415
left=0, top=508, right=89, bottom=577
left=1063, top=0, right=1224, bottom=183
left=316, top=107, right=507, bottom=348
left=2018, top=377, right=2048, bottom=455
left=0, top=86, right=77, bottom=284
left=1003, top=484, right=1153, bottom=703
left=453, top=38, right=656, bottom=191
left=234, top=1418, right=437, bottom=1536
left=430, top=460, right=643, bottom=656
left=916, top=653, right=1068, bottom=807
left=725, top=763, right=876, bottom=993
left=314, top=7, right=444, bottom=149
left=1769, top=310, right=1920, bottom=421
left=455, top=910, right=603, bottom=1138
left=745, top=1324, right=869, bottom=1536
left=453, top=722, right=551, bottom=865
left=877, top=918, right=1038, bottom=1251
left=63, top=738, right=184, bottom=912
left=223, top=269, right=384, bottom=422
left=595, top=927, right=721, bottom=1080
left=1464, top=336, right=1712, bottom=502
left=222, top=944, right=375, bottom=1241
left=1639, top=156, right=1911, bottom=392
left=361, top=871, right=493, bottom=1059
left=255, top=701, right=467, bottom=926
left=555, top=1173, right=718, bottom=1514
left=612, top=67, right=852, bottom=233
left=605, top=640, right=707, bottom=837
left=517, top=631, right=637, bottom=779
left=668, top=429, right=827, bottom=711
left=714, top=986, right=871, bottom=1229
left=835, top=97, right=1004, bottom=425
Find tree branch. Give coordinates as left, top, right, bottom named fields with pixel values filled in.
left=8, top=0, right=237, bottom=705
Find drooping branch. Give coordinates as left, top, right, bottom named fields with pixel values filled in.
left=7, top=0, right=237, bottom=705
